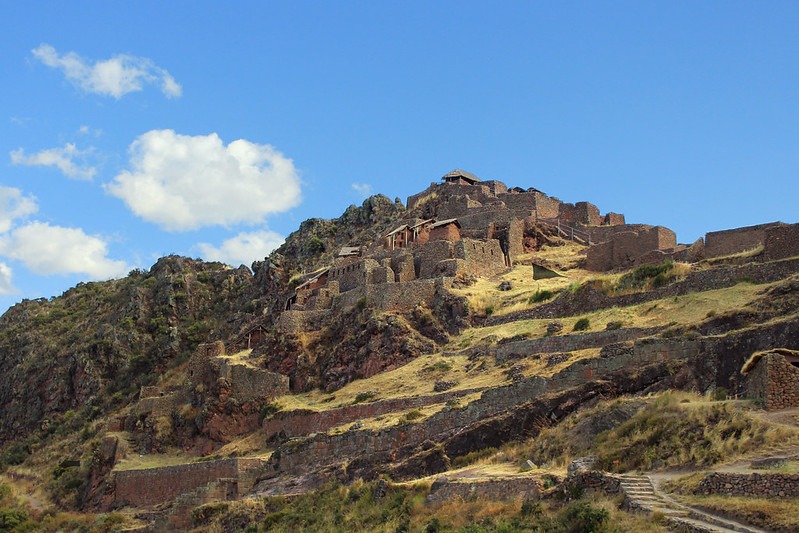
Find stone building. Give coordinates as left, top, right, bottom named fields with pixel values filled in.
left=743, top=349, right=799, bottom=410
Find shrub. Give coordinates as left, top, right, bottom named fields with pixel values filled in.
left=528, top=290, right=555, bottom=304
left=353, top=391, right=377, bottom=404
left=573, top=318, right=590, bottom=331
left=616, top=260, right=675, bottom=292
left=561, top=502, right=609, bottom=532
left=605, top=320, right=623, bottom=330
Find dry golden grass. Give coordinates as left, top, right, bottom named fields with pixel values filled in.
left=679, top=495, right=799, bottom=531
left=449, top=282, right=766, bottom=349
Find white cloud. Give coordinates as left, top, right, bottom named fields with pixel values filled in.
left=0, top=262, right=15, bottom=294
left=32, top=43, right=182, bottom=99
left=352, top=182, right=373, bottom=199
left=0, top=186, right=38, bottom=233
left=198, top=230, right=285, bottom=266
left=106, top=130, right=302, bottom=231
left=11, top=143, right=97, bottom=180
left=0, top=222, right=128, bottom=278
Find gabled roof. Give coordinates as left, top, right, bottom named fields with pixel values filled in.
left=295, top=268, right=330, bottom=291
left=386, top=224, right=410, bottom=236
left=410, top=218, right=435, bottom=230
left=442, top=169, right=481, bottom=184
left=430, top=218, right=461, bottom=230
left=338, top=246, right=361, bottom=257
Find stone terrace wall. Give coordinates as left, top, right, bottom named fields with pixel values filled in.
left=458, top=327, right=662, bottom=361
left=336, top=278, right=450, bottom=313
left=112, top=458, right=264, bottom=507
left=262, top=388, right=482, bottom=441
left=265, top=336, right=695, bottom=478
left=585, top=226, right=676, bottom=272
left=224, top=362, right=289, bottom=403
left=746, top=353, right=799, bottom=410
left=426, top=477, right=541, bottom=504
left=488, top=257, right=799, bottom=324
left=763, top=223, right=799, bottom=261
left=704, top=222, right=782, bottom=258
left=455, top=238, right=507, bottom=277
left=275, top=310, right=331, bottom=332
left=696, top=472, right=799, bottom=498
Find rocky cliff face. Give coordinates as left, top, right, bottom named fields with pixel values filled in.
left=0, top=256, right=262, bottom=444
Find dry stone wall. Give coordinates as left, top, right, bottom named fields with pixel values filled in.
left=704, top=222, right=780, bottom=258
left=426, top=477, right=541, bottom=504
left=262, top=388, right=482, bottom=441
left=111, top=458, right=265, bottom=508
left=696, top=472, right=799, bottom=498
left=746, top=353, right=799, bottom=410
left=763, top=223, right=799, bottom=261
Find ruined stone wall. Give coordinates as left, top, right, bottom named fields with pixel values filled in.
left=704, top=222, right=781, bottom=258
left=136, top=392, right=184, bottom=418
left=585, top=226, right=676, bottom=271
left=262, top=388, right=480, bottom=441
left=188, top=342, right=226, bottom=390
left=417, top=240, right=455, bottom=279
left=558, top=202, right=602, bottom=226
left=112, top=458, right=265, bottom=508
left=489, top=257, right=799, bottom=325
left=406, top=183, right=438, bottom=210
left=224, top=363, right=290, bottom=403
left=426, top=478, right=540, bottom=504
left=390, top=253, right=416, bottom=282
left=334, top=278, right=448, bottom=313
left=696, top=473, right=799, bottom=498
left=581, top=224, right=655, bottom=244
left=496, top=191, right=537, bottom=213
left=482, top=180, right=509, bottom=195
left=746, top=353, right=799, bottom=410
left=533, top=193, right=561, bottom=220
left=267, top=337, right=695, bottom=477
left=275, top=310, right=331, bottom=332
left=603, top=213, right=625, bottom=226
left=455, top=238, right=507, bottom=277
left=328, top=258, right=374, bottom=292
left=763, top=223, right=799, bottom=261
left=436, top=195, right=484, bottom=220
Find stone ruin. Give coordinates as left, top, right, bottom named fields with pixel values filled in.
left=743, top=348, right=799, bottom=410
left=280, top=169, right=799, bottom=330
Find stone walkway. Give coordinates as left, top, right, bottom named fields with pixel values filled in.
left=623, top=474, right=769, bottom=533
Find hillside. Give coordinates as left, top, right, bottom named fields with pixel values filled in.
left=2, top=170, right=799, bottom=532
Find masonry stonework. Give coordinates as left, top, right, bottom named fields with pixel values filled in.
left=745, top=352, right=799, bottom=410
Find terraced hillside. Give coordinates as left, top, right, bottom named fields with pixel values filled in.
left=2, top=176, right=799, bottom=532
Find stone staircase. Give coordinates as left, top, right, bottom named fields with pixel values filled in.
left=618, top=474, right=768, bottom=533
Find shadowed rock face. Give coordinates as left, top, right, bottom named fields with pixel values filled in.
left=0, top=256, right=263, bottom=445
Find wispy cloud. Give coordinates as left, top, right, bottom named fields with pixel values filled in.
left=352, top=182, right=373, bottom=199
left=0, top=222, right=128, bottom=278
left=107, top=130, right=302, bottom=231
left=11, top=143, right=97, bottom=180
left=0, top=186, right=38, bottom=233
left=0, top=262, right=15, bottom=294
left=32, top=43, right=182, bottom=99
left=197, top=229, right=285, bottom=267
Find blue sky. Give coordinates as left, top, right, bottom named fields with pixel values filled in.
left=1, top=2, right=798, bottom=313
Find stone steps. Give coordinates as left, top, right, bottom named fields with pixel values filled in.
left=621, top=474, right=771, bottom=533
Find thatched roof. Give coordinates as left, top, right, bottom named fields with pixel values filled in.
left=741, top=348, right=799, bottom=375
left=430, top=218, right=461, bottom=230
left=442, top=169, right=481, bottom=184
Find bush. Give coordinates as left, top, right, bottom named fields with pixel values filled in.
left=561, top=502, right=609, bottom=532
left=573, top=318, right=590, bottom=331
left=528, top=290, right=555, bottom=304
left=616, top=260, right=675, bottom=292
left=605, top=320, right=623, bottom=330
left=353, top=391, right=377, bottom=404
